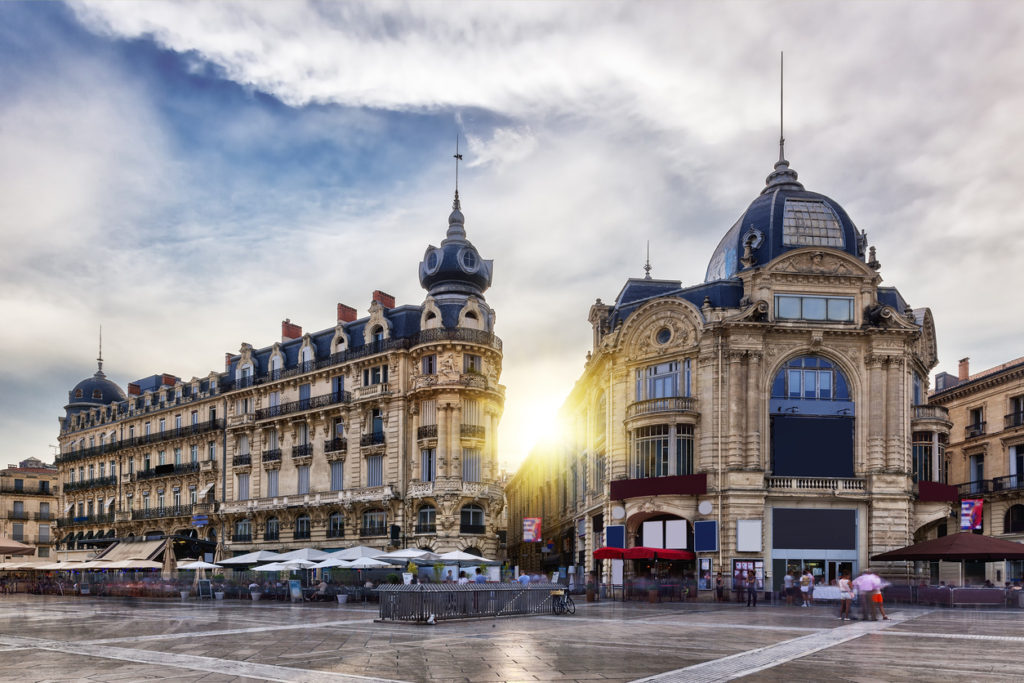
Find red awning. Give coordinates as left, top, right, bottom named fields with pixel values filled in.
left=593, top=547, right=626, bottom=560
left=622, top=546, right=695, bottom=561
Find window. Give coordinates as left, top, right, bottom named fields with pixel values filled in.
left=237, top=473, right=250, bottom=501
left=128, top=458, right=134, bottom=476
left=421, top=448, right=436, bottom=482
left=422, top=354, right=436, bottom=375
left=266, top=469, right=279, bottom=498
left=238, top=434, right=250, bottom=456
left=174, top=414, right=182, bottom=430
left=189, top=486, right=197, bottom=505
left=362, top=509, right=385, bottom=534
left=328, top=512, right=344, bottom=538
left=330, top=461, right=344, bottom=491
left=968, top=407, right=985, bottom=437
left=332, top=419, right=344, bottom=439
left=144, top=422, right=151, bottom=436
left=159, top=418, right=166, bottom=433
left=157, top=491, right=164, bottom=509
left=297, top=465, right=310, bottom=495
left=190, top=445, right=198, bottom=463
left=635, top=361, right=691, bottom=401
left=676, top=424, right=694, bottom=475
left=109, top=460, right=115, bottom=477
left=234, top=519, right=251, bottom=541
left=969, top=453, right=985, bottom=493
left=208, top=441, right=216, bottom=460
left=265, top=517, right=279, bottom=541
left=143, top=453, right=151, bottom=470
left=295, top=514, right=311, bottom=539
left=775, top=295, right=854, bottom=322
left=460, top=504, right=484, bottom=533
left=191, top=410, right=199, bottom=426
left=370, top=326, right=384, bottom=342
left=297, top=422, right=309, bottom=445
left=174, top=448, right=182, bottom=466
left=1011, top=396, right=1024, bottom=428
left=633, top=425, right=669, bottom=478
left=417, top=505, right=436, bottom=532
left=158, top=450, right=166, bottom=466
left=420, top=400, right=436, bottom=427
left=366, top=455, right=383, bottom=487
left=370, top=409, right=384, bottom=436
left=463, top=354, right=482, bottom=373
left=88, top=464, right=94, bottom=480
left=11, top=523, right=24, bottom=542
left=781, top=198, right=844, bottom=247
left=70, top=470, right=76, bottom=484
left=462, top=448, right=481, bottom=482
left=362, top=365, right=388, bottom=386
left=98, top=463, right=105, bottom=478
left=771, top=356, right=850, bottom=402
left=173, top=489, right=181, bottom=507
left=38, top=524, right=50, bottom=543
left=912, top=432, right=933, bottom=483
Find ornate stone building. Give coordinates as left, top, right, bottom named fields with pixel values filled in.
left=1, top=458, right=58, bottom=559
left=55, top=190, right=505, bottom=560
left=929, top=356, right=1024, bottom=584
left=507, top=149, right=957, bottom=591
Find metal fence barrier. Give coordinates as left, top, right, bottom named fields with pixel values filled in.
left=376, top=583, right=563, bottom=623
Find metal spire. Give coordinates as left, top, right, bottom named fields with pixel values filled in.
left=96, top=325, right=105, bottom=377
left=779, top=51, right=786, bottom=163
left=643, top=241, right=652, bottom=280
left=453, top=135, right=463, bottom=208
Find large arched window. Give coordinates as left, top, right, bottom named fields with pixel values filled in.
left=327, top=512, right=345, bottom=538
left=294, top=514, right=311, bottom=540
left=417, top=505, right=436, bottom=533
left=264, top=517, right=279, bottom=541
left=234, top=519, right=251, bottom=542
left=361, top=509, right=386, bottom=536
left=770, top=355, right=855, bottom=478
left=460, top=504, right=485, bottom=534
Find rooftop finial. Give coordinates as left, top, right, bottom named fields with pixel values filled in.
left=96, top=325, right=105, bottom=377
left=644, top=241, right=652, bottom=280
left=779, top=51, right=785, bottom=163
left=453, top=134, right=463, bottom=209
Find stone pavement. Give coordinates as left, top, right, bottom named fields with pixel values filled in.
left=1, top=594, right=1022, bottom=682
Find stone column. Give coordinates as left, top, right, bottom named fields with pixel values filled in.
left=410, top=403, right=420, bottom=480
left=727, top=351, right=745, bottom=468
left=867, top=356, right=885, bottom=472
left=885, top=358, right=904, bottom=472
left=437, top=403, right=449, bottom=478
left=745, top=351, right=762, bottom=469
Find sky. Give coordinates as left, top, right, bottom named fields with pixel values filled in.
left=3, top=1, right=1024, bottom=471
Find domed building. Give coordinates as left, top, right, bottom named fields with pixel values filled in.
left=55, top=185, right=506, bottom=564
left=506, top=149, right=956, bottom=593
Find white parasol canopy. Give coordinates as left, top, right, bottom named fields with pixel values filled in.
left=219, top=550, right=285, bottom=565
left=438, top=550, right=493, bottom=563
left=377, top=549, right=440, bottom=562
left=312, top=558, right=353, bottom=569
left=275, top=548, right=331, bottom=562
left=252, top=562, right=289, bottom=572
left=330, top=546, right=386, bottom=560
left=178, top=560, right=222, bottom=570
left=346, top=557, right=392, bottom=569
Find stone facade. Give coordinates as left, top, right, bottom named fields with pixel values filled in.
left=55, top=191, right=505, bottom=561
left=507, top=154, right=955, bottom=592
left=0, top=458, right=59, bottom=559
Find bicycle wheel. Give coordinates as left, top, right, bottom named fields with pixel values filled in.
left=564, top=595, right=575, bottom=614
left=552, top=596, right=564, bottom=615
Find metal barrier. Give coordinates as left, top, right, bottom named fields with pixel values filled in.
left=376, top=583, right=563, bottom=623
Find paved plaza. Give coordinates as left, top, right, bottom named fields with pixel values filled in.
left=1, top=594, right=1022, bottom=682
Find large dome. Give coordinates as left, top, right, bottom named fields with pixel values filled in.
left=419, top=191, right=493, bottom=298
left=65, top=366, right=125, bottom=414
left=705, top=159, right=865, bottom=282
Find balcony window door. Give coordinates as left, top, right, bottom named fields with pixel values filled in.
left=328, top=512, right=344, bottom=537
left=189, top=487, right=197, bottom=505
left=297, top=465, right=310, bottom=495
left=330, top=461, right=344, bottom=491
left=265, top=517, right=279, bottom=540
left=462, top=448, right=481, bottom=482
left=421, top=448, right=436, bottom=482
left=366, top=454, right=383, bottom=487
left=190, top=445, right=198, bottom=463
left=418, top=505, right=436, bottom=532
left=157, top=492, right=164, bottom=508
left=362, top=509, right=385, bottom=534
left=267, top=469, right=279, bottom=498
left=297, top=422, right=309, bottom=446
left=174, top=448, right=182, bottom=466
left=295, top=515, right=311, bottom=539
left=371, top=409, right=384, bottom=437
left=173, top=489, right=181, bottom=507
left=237, top=473, right=250, bottom=501
left=298, top=384, right=310, bottom=409
left=969, top=453, right=985, bottom=493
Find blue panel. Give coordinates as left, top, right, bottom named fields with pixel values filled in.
left=605, top=525, right=625, bottom=548
left=694, top=520, right=718, bottom=552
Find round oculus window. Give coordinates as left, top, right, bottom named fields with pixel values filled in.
left=459, top=247, right=479, bottom=273
left=424, top=248, right=443, bottom=275
left=656, top=327, right=672, bottom=344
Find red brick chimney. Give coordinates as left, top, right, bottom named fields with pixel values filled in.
left=128, top=383, right=140, bottom=396
left=282, top=319, right=302, bottom=341
left=372, top=291, right=395, bottom=309
left=337, top=303, right=357, bottom=323
left=958, top=357, right=970, bottom=381
left=161, top=374, right=176, bottom=386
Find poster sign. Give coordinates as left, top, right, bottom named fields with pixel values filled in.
left=698, top=558, right=713, bottom=591
left=289, top=579, right=303, bottom=602
left=732, top=559, right=764, bottom=590
left=523, top=517, right=542, bottom=542
left=197, top=579, right=213, bottom=599
left=961, top=499, right=984, bottom=530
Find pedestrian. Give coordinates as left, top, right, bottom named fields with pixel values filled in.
left=799, top=569, right=813, bottom=607
left=838, top=571, right=853, bottom=621
left=715, top=572, right=725, bottom=602
left=873, top=587, right=890, bottom=620
left=783, top=570, right=795, bottom=606
left=851, top=571, right=878, bottom=621
left=473, top=567, right=487, bottom=583
left=517, top=573, right=531, bottom=586
left=746, top=569, right=758, bottom=607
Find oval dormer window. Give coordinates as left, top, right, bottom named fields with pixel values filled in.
left=424, top=248, right=443, bottom=275
left=459, top=247, right=479, bottom=273
left=75, top=389, right=84, bottom=399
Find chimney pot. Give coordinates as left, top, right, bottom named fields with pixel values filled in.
left=372, top=290, right=396, bottom=309
left=337, top=303, right=357, bottom=323
left=958, top=357, right=970, bottom=381
left=282, top=320, right=303, bottom=341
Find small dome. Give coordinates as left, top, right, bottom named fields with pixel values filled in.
left=419, top=191, right=493, bottom=298
left=65, top=367, right=126, bottom=414
left=705, top=159, right=865, bottom=282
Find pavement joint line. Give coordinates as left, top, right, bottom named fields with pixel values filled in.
left=884, top=630, right=1024, bottom=643
left=535, top=615, right=826, bottom=633
left=0, top=633, right=412, bottom=683
left=77, top=618, right=381, bottom=645
left=631, top=611, right=925, bottom=683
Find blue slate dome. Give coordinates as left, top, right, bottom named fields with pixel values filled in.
left=419, top=191, right=493, bottom=298
left=705, top=158, right=866, bottom=282
left=65, top=361, right=125, bottom=414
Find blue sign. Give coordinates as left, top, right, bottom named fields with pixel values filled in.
left=694, top=520, right=719, bottom=552
left=605, top=525, right=625, bottom=548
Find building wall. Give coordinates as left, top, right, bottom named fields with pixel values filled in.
left=0, top=459, right=59, bottom=559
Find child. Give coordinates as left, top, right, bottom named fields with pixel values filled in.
left=838, top=572, right=853, bottom=621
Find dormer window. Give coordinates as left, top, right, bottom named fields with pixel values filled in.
left=775, top=295, right=853, bottom=322
left=75, top=389, right=83, bottom=399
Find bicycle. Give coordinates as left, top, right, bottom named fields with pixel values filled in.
left=551, top=589, right=575, bottom=615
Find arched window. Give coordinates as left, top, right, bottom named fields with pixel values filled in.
left=328, top=512, right=345, bottom=538
left=234, top=519, right=251, bottom=541
left=417, top=505, right=436, bottom=533
left=371, top=326, right=384, bottom=342
left=1005, top=505, right=1024, bottom=534
left=294, top=514, right=311, bottom=540
left=264, top=517, right=279, bottom=541
left=460, top=504, right=485, bottom=534
left=92, top=389, right=102, bottom=400
left=770, top=355, right=855, bottom=478
left=75, top=389, right=83, bottom=399
left=361, top=509, right=386, bottom=536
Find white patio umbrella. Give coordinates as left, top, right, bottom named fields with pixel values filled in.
left=346, top=557, right=392, bottom=569
left=252, top=562, right=289, bottom=572
left=313, top=558, right=353, bottom=569
left=378, top=549, right=441, bottom=562
left=219, top=550, right=285, bottom=565
left=275, top=548, right=331, bottom=562
left=439, top=550, right=494, bottom=563
left=279, top=559, right=317, bottom=569
left=178, top=560, right=222, bottom=570
left=330, top=545, right=386, bottom=560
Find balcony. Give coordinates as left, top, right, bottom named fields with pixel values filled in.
left=912, top=404, right=952, bottom=427
left=965, top=422, right=987, bottom=439
left=460, top=424, right=485, bottom=439
left=63, top=475, right=117, bottom=493
left=0, top=482, right=53, bottom=495
left=232, top=454, right=252, bottom=467
left=135, top=462, right=200, bottom=481
left=354, top=383, right=391, bottom=401
left=326, top=527, right=345, bottom=539
left=459, top=524, right=486, bottom=535
left=1006, top=412, right=1024, bottom=430
left=625, top=396, right=698, bottom=421
left=360, top=432, right=385, bottom=447
left=324, top=438, right=347, bottom=453
left=263, top=530, right=280, bottom=541
left=131, top=505, right=194, bottom=520
left=56, top=419, right=226, bottom=464
left=417, top=425, right=437, bottom=440
left=293, top=529, right=311, bottom=540
left=957, top=475, right=1024, bottom=497
left=6, top=510, right=29, bottom=520
left=254, top=392, right=351, bottom=421
left=359, top=526, right=387, bottom=537
left=58, top=512, right=114, bottom=527
left=411, top=327, right=502, bottom=351
left=232, top=533, right=253, bottom=543
left=262, top=449, right=282, bottom=463
left=414, top=523, right=436, bottom=534
left=292, top=443, right=314, bottom=459
left=766, top=477, right=867, bottom=492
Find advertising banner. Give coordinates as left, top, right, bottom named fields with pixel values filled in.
left=960, top=499, right=984, bottom=530
left=523, top=517, right=542, bottom=542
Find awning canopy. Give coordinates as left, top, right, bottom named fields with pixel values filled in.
left=64, top=503, right=74, bottom=513
left=621, top=547, right=695, bottom=561
left=593, top=547, right=626, bottom=560
left=106, top=497, right=115, bottom=508
left=94, top=539, right=166, bottom=562
left=871, top=532, right=1024, bottom=562
left=198, top=483, right=215, bottom=498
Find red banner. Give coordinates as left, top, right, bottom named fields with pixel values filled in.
left=523, top=517, right=542, bottom=542
left=960, top=499, right=983, bottom=530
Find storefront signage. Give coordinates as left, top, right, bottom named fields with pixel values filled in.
left=961, top=499, right=983, bottom=530
left=523, top=517, right=542, bottom=542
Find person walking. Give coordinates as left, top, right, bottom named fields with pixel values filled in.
left=838, top=572, right=853, bottom=620
left=783, top=570, right=795, bottom=606
left=799, top=569, right=813, bottom=607
left=746, top=570, right=758, bottom=607
left=715, top=572, right=725, bottom=602
left=851, top=571, right=878, bottom=621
